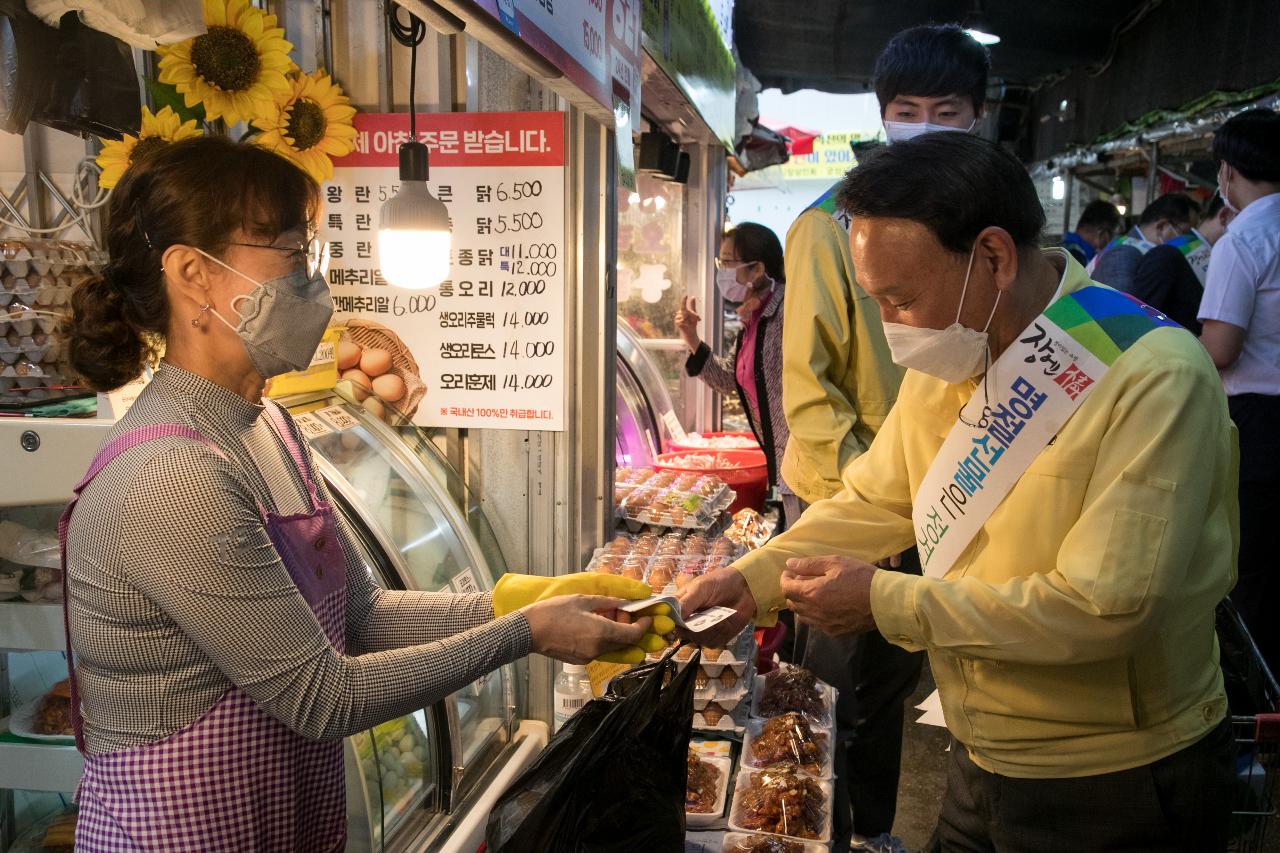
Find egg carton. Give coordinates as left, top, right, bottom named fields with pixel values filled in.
left=693, top=696, right=750, bottom=732
left=0, top=309, right=59, bottom=337
left=1, top=240, right=106, bottom=277
left=0, top=338, right=55, bottom=365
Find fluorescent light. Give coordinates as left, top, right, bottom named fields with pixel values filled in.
left=965, top=27, right=1000, bottom=45
left=1051, top=175, right=1065, bottom=201
left=378, top=142, right=452, bottom=290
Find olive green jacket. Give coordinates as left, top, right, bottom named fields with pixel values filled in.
left=780, top=208, right=904, bottom=504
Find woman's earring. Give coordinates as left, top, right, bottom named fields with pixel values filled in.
left=191, top=303, right=210, bottom=327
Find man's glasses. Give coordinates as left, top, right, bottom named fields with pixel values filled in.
left=226, top=237, right=330, bottom=278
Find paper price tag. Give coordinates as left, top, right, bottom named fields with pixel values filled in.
left=293, top=412, right=333, bottom=440
left=315, top=404, right=360, bottom=432
left=661, top=411, right=689, bottom=444
left=681, top=606, right=737, bottom=634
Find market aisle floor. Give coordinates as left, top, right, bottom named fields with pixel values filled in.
left=890, top=663, right=1280, bottom=853
left=892, top=663, right=949, bottom=851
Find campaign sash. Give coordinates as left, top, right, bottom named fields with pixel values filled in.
left=1085, top=227, right=1156, bottom=275
left=913, top=286, right=1179, bottom=578
left=1167, top=230, right=1212, bottom=286
left=808, top=182, right=853, bottom=231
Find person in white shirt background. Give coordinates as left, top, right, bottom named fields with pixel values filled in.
left=1198, top=108, right=1280, bottom=669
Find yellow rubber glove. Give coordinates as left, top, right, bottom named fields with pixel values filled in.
left=492, top=573, right=676, bottom=663
left=492, top=573, right=652, bottom=615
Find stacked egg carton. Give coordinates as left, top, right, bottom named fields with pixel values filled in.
left=586, top=530, right=744, bottom=593
left=613, top=466, right=736, bottom=531
left=656, top=627, right=756, bottom=733
left=1, top=240, right=103, bottom=407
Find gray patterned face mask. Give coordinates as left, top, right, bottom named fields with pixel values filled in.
left=197, top=248, right=334, bottom=379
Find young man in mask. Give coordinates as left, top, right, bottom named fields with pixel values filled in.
left=1130, top=193, right=1233, bottom=334
left=1087, top=192, right=1201, bottom=293
left=777, top=23, right=988, bottom=853
left=681, top=132, right=1237, bottom=852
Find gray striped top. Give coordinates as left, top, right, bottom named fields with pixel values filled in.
left=64, top=363, right=531, bottom=754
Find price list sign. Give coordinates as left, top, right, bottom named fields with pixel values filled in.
left=322, top=112, right=567, bottom=431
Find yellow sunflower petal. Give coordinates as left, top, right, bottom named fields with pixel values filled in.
left=204, top=0, right=227, bottom=27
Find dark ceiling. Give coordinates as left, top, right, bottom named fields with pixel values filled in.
left=733, top=0, right=1152, bottom=93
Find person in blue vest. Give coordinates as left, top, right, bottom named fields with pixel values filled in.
left=1061, top=199, right=1123, bottom=267
left=1088, top=193, right=1201, bottom=292
left=1130, top=194, right=1234, bottom=333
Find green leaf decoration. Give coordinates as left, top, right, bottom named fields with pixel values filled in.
left=145, top=78, right=206, bottom=126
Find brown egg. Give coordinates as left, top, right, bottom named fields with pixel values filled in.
left=337, top=339, right=362, bottom=370
left=371, top=372, right=406, bottom=403
left=360, top=347, right=392, bottom=377
left=361, top=396, right=386, bottom=420
left=340, top=369, right=372, bottom=401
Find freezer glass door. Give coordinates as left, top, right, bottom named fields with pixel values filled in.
left=298, top=399, right=515, bottom=815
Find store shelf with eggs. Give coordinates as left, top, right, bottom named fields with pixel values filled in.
left=664, top=628, right=757, bottom=733
left=1, top=240, right=103, bottom=408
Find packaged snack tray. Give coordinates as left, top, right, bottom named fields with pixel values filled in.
left=686, top=750, right=733, bottom=827
left=721, top=832, right=829, bottom=853
left=742, top=713, right=834, bottom=779
left=728, top=764, right=833, bottom=843
left=751, top=664, right=836, bottom=728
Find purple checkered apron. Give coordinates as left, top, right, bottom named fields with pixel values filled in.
left=59, top=406, right=348, bottom=851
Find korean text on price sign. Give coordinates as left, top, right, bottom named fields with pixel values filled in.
left=321, top=111, right=567, bottom=431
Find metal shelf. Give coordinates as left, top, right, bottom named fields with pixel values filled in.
left=0, top=730, right=82, bottom=793
left=0, top=602, right=65, bottom=652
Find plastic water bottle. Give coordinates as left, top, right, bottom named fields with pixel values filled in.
left=553, top=664, right=591, bottom=732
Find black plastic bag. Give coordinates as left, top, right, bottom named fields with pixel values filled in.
left=31, top=11, right=140, bottom=138
left=486, top=647, right=699, bottom=852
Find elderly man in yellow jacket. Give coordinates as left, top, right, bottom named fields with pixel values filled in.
left=681, top=132, right=1238, bottom=851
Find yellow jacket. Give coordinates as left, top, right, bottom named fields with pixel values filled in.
left=737, top=254, right=1238, bottom=778
left=780, top=209, right=904, bottom=504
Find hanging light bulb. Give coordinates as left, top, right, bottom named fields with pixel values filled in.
left=963, top=1, right=1001, bottom=45
left=379, top=141, right=451, bottom=289
left=378, top=5, right=450, bottom=290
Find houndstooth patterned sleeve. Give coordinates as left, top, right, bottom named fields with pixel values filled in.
left=109, top=442, right=530, bottom=743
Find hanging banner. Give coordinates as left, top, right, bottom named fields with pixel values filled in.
left=462, top=0, right=642, bottom=126
left=320, top=111, right=568, bottom=432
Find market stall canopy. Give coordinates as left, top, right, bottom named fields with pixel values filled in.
left=774, top=126, right=819, bottom=156
left=733, top=0, right=1151, bottom=92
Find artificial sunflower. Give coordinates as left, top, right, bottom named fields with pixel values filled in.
left=253, top=70, right=357, bottom=183
left=96, top=106, right=202, bottom=189
left=156, top=0, right=295, bottom=126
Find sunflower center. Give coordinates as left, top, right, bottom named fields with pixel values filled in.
left=286, top=99, right=327, bottom=150
left=189, top=26, right=261, bottom=93
left=130, top=136, right=168, bottom=165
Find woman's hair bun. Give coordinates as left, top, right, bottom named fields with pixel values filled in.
left=65, top=270, right=149, bottom=392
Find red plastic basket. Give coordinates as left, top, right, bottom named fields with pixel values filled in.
left=654, top=449, right=769, bottom=513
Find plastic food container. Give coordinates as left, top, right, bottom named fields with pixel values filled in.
left=686, top=754, right=733, bottom=827
left=741, top=716, right=834, bottom=779
left=654, top=450, right=769, bottom=513
left=721, top=832, right=829, bottom=853
left=728, top=766, right=833, bottom=844
left=750, top=664, right=836, bottom=728
left=669, top=431, right=761, bottom=452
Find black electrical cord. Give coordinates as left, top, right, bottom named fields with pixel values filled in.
left=388, top=4, right=427, bottom=136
